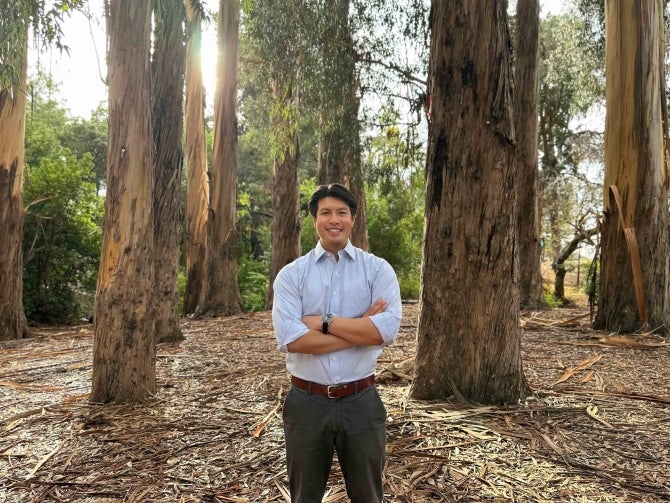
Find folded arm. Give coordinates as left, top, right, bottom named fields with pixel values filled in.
left=294, top=299, right=388, bottom=352
left=286, top=329, right=356, bottom=354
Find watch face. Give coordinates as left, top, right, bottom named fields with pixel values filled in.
left=323, top=313, right=334, bottom=324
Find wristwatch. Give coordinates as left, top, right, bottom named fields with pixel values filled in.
left=321, top=313, right=334, bottom=334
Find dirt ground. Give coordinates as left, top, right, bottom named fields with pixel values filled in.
left=1, top=300, right=669, bottom=502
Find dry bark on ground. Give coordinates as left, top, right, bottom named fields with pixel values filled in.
left=1, top=303, right=669, bottom=502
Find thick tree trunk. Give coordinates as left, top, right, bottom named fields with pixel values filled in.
left=0, top=27, right=28, bottom=341
left=265, top=81, right=301, bottom=309
left=91, top=0, right=156, bottom=403
left=199, top=0, right=243, bottom=317
left=411, top=0, right=528, bottom=404
left=316, top=0, right=368, bottom=250
left=152, top=0, right=185, bottom=343
left=183, top=8, right=209, bottom=316
left=514, top=0, right=545, bottom=310
left=594, top=0, right=669, bottom=332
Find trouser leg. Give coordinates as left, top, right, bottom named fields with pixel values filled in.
left=283, top=387, right=334, bottom=503
left=334, top=387, right=387, bottom=503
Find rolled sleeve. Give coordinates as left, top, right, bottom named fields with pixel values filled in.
left=369, top=260, right=402, bottom=346
left=272, top=265, right=309, bottom=353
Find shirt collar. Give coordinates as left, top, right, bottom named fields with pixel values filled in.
left=314, top=240, right=357, bottom=261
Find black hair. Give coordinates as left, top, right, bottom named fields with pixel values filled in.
left=308, top=183, right=358, bottom=218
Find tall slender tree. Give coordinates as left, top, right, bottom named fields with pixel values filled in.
left=243, top=0, right=303, bottom=309
left=265, top=79, right=302, bottom=309
left=0, top=13, right=28, bottom=341
left=198, top=0, right=243, bottom=316
left=514, top=0, right=544, bottom=310
left=183, top=1, right=209, bottom=316
left=594, top=0, right=669, bottom=332
left=152, top=0, right=185, bottom=342
left=411, top=0, right=528, bottom=403
left=1, top=1, right=83, bottom=340
left=91, top=0, right=156, bottom=403
left=316, top=0, right=368, bottom=250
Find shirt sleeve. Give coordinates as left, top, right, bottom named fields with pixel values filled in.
left=272, top=263, right=310, bottom=353
left=368, top=259, right=402, bottom=346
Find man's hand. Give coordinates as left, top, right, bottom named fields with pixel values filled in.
left=301, top=314, right=323, bottom=332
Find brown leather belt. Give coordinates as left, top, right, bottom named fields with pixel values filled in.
left=291, top=375, right=375, bottom=399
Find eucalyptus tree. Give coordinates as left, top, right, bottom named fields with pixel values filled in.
left=0, top=0, right=83, bottom=340
left=411, top=0, right=529, bottom=403
left=514, top=0, right=544, bottom=310
left=315, top=0, right=369, bottom=250
left=198, top=0, right=243, bottom=317
left=91, top=0, right=155, bottom=403
left=183, top=0, right=210, bottom=316
left=595, top=0, right=669, bottom=333
left=152, top=0, right=186, bottom=342
left=243, top=0, right=303, bottom=309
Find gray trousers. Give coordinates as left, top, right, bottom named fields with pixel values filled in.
left=282, top=384, right=387, bottom=503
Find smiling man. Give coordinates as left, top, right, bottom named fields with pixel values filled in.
left=272, top=183, right=402, bottom=502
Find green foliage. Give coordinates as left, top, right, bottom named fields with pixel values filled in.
left=543, top=288, right=564, bottom=308
left=23, top=150, right=103, bottom=323
left=23, top=78, right=104, bottom=324
left=177, top=267, right=187, bottom=316
left=574, top=0, right=605, bottom=64
left=539, top=11, right=604, bottom=178
left=26, top=74, right=108, bottom=191
left=0, top=0, right=85, bottom=92
left=238, top=254, right=269, bottom=312
left=367, top=186, right=423, bottom=299
left=60, top=104, right=108, bottom=193
left=364, top=103, right=425, bottom=299
left=299, top=179, right=318, bottom=254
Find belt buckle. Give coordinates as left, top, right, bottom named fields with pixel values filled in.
left=327, top=385, right=340, bottom=398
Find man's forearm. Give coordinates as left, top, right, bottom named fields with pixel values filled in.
left=287, top=329, right=356, bottom=354
left=327, top=316, right=383, bottom=346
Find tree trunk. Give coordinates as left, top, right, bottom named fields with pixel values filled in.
left=152, top=0, right=185, bottom=343
left=199, top=0, right=243, bottom=317
left=411, top=0, right=529, bottom=404
left=183, top=6, right=210, bottom=316
left=594, top=0, right=669, bottom=332
left=91, top=0, right=155, bottom=403
left=552, top=227, right=597, bottom=300
left=265, top=80, right=301, bottom=309
left=514, top=0, right=545, bottom=310
left=348, top=139, right=369, bottom=251
left=316, top=0, right=368, bottom=250
left=0, top=25, right=28, bottom=341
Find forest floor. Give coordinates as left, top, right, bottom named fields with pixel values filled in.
left=1, top=281, right=670, bottom=502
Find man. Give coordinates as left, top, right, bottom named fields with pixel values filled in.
left=272, top=183, right=402, bottom=502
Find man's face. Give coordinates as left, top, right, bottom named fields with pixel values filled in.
left=314, top=196, right=355, bottom=253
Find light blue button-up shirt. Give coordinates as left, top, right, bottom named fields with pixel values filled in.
left=272, top=241, right=402, bottom=385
